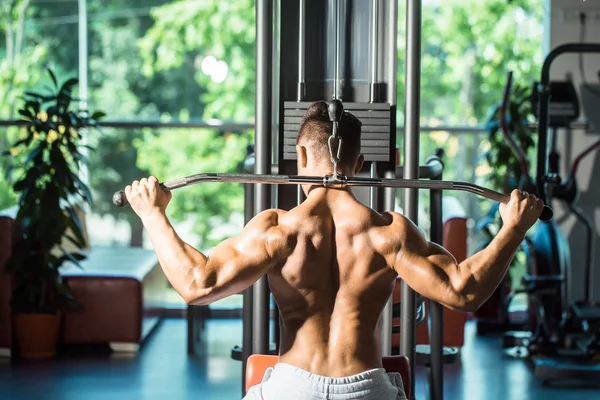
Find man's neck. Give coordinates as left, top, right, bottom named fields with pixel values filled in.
left=304, top=186, right=356, bottom=203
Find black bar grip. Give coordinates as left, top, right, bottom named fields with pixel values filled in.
left=540, top=205, right=553, bottom=222
left=113, top=190, right=128, bottom=207
left=112, top=181, right=172, bottom=208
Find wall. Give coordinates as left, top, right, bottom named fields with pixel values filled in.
left=549, top=0, right=600, bottom=301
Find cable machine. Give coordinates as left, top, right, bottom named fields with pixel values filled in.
left=234, top=1, right=437, bottom=399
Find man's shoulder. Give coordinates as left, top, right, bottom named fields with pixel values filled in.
left=379, top=211, right=410, bottom=228
left=379, top=211, right=425, bottom=247
left=248, top=209, right=289, bottom=230
left=251, top=209, right=297, bottom=259
left=373, top=211, right=422, bottom=245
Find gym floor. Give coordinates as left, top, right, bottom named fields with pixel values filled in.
left=0, top=319, right=598, bottom=400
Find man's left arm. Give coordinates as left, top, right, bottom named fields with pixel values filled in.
left=127, top=177, right=293, bottom=305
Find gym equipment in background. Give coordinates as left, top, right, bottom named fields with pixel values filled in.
left=503, top=43, right=600, bottom=383
left=580, top=83, right=600, bottom=133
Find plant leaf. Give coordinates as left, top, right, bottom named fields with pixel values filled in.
left=60, top=78, right=78, bottom=92
left=65, top=234, right=85, bottom=249
left=73, top=174, right=93, bottom=203
left=47, top=68, right=58, bottom=88
left=65, top=207, right=87, bottom=247
left=4, top=166, right=14, bottom=181
left=91, top=111, right=106, bottom=120
left=18, top=108, right=33, bottom=119
left=58, top=248, right=87, bottom=269
left=24, top=145, right=43, bottom=166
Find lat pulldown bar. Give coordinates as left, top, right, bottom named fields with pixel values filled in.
left=112, top=173, right=553, bottom=222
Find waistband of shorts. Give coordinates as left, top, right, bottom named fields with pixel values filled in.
left=271, top=362, right=390, bottom=385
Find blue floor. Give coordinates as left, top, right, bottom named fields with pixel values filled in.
left=0, top=319, right=599, bottom=399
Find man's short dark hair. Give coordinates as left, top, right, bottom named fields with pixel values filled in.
left=296, top=101, right=362, bottom=169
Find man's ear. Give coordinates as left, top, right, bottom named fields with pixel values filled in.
left=355, top=154, right=365, bottom=174
left=297, top=145, right=308, bottom=168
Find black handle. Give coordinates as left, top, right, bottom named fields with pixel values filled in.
left=328, top=99, right=343, bottom=122
left=540, top=205, right=553, bottom=222
left=113, top=190, right=128, bottom=207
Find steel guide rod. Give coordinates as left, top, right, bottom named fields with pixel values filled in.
left=402, top=0, right=423, bottom=397
left=296, top=0, right=307, bottom=204
left=333, top=0, right=342, bottom=99
left=297, top=0, right=306, bottom=102
left=241, top=181, right=254, bottom=397
left=429, top=176, right=444, bottom=400
left=253, top=0, right=273, bottom=356
left=381, top=170, right=395, bottom=357
left=369, top=0, right=379, bottom=103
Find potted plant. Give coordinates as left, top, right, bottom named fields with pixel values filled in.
left=473, top=81, right=536, bottom=334
left=1, top=68, right=104, bottom=358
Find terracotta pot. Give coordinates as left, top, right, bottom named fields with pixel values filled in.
left=14, top=312, right=61, bottom=359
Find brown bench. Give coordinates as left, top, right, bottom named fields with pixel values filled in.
left=1, top=211, right=167, bottom=355
left=61, top=246, right=167, bottom=352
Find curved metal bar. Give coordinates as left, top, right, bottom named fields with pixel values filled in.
left=112, top=173, right=552, bottom=221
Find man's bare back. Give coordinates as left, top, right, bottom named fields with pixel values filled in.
left=126, top=176, right=542, bottom=377
left=124, top=102, right=545, bottom=398
left=269, top=189, right=399, bottom=377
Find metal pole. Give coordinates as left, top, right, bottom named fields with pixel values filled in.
left=78, top=0, right=89, bottom=189
left=78, top=0, right=88, bottom=111
left=385, top=1, right=398, bottom=358
left=386, top=0, right=398, bottom=105
left=429, top=179, right=444, bottom=400
left=381, top=169, right=395, bottom=356
left=369, top=0, right=379, bottom=103
left=401, top=1, right=422, bottom=398
left=296, top=0, right=306, bottom=210
left=241, top=173, right=255, bottom=397
left=369, top=163, right=378, bottom=208
left=253, top=0, right=273, bottom=355
left=333, top=0, right=342, bottom=99
left=297, top=0, right=306, bottom=102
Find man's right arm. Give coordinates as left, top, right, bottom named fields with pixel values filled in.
left=391, top=189, right=543, bottom=312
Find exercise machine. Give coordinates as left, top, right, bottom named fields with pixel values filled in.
left=501, top=43, right=600, bottom=382
left=530, top=78, right=600, bottom=382
left=530, top=116, right=600, bottom=382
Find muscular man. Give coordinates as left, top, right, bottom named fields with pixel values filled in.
left=125, top=102, right=544, bottom=400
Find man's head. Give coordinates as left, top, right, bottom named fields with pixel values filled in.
left=296, top=101, right=364, bottom=177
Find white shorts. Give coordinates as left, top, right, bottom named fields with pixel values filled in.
left=243, top=362, right=407, bottom=400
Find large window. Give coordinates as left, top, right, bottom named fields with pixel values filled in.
left=398, top=0, right=544, bottom=127
left=0, top=0, right=544, bottom=307
left=87, top=126, right=251, bottom=250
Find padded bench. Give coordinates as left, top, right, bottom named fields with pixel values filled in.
left=61, top=246, right=167, bottom=352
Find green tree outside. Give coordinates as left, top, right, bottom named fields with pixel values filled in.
left=0, top=0, right=544, bottom=250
